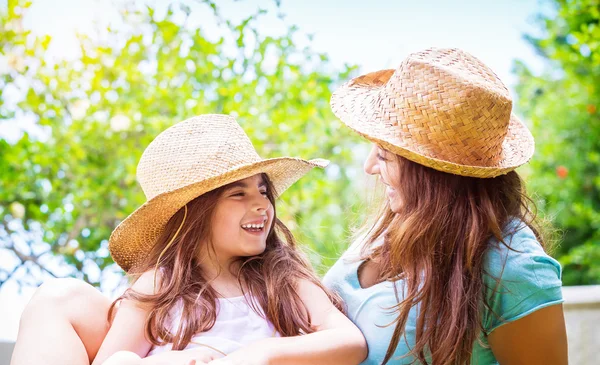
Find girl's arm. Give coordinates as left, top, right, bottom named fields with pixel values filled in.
left=139, top=347, right=223, bottom=365
left=92, top=271, right=157, bottom=365
left=211, top=279, right=368, bottom=365
left=487, top=304, right=568, bottom=365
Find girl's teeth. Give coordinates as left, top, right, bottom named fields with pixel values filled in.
left=242, top=223, right=264, bottom=229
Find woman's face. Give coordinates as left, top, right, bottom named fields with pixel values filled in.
left=364, top=144, right=402, bottom=213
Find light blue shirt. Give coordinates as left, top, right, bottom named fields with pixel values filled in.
left=323, top=220, right=563, bottom=365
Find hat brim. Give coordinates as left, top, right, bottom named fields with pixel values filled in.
left=330, top=69, right=535, bottom=178
left=109, top=157, right=328, bottom=272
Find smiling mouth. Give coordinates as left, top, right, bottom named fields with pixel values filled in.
left=241, top=221, right=266, bottom=233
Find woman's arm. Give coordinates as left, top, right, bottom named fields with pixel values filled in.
left=92, top=271, right=157, bottom=365
left=488, top=304, right=568, bottom=365
left=211, top=279, right=368, bottom=365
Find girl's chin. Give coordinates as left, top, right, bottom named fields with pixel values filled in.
left=241, top=241, right=267, bottom=256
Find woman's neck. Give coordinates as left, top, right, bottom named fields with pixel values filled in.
left=357, top=259, right=384, bottom=289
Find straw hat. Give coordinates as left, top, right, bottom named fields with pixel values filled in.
left=109, top=114, right=328, bottom=272
left=330, top=48, right=534, bottom=178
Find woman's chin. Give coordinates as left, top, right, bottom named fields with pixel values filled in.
left=388, top=199, right=402, bottom=213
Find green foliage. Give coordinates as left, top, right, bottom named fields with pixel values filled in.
left=8, top=0, right=595, bottom=289
left=0, top=0, right=363, bottom=287
left=515, top=0, right=600, bottom=285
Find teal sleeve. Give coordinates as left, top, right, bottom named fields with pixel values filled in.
left=483, top=226, right=564, bottom=333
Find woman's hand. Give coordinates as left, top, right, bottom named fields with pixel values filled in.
left=207, top=344, right=271, bottom=365
left=101, top=350, right=143, bottom=365
left=183, top=360, right=211, bottom=365
left=140, top=346, right=224, bottom=365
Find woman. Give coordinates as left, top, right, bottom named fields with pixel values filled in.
left=323, top=47, right=568, bottom=364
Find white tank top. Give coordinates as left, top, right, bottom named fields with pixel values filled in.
left=148, top=295, right=279, bottom=357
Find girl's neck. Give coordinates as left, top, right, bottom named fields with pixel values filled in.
left=210, top=276, right=245, bottom=298
left=198, top=257, right=245, bottom=298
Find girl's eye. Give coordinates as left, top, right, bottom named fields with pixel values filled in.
left=231, top=192, right=244, bottom=197
left=260, top=190, right=268, bottom=196
left=377, top=152, right=386, bottom=161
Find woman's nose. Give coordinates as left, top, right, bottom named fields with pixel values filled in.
left=364, top=145, right=381, bottom=176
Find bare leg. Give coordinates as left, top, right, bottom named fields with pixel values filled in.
left=10, top=278, right=112, bottom=365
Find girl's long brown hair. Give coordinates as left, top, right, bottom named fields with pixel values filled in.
left=362, top=152, right=548, bottom=365
left=108, top=174, right=341, bottom=349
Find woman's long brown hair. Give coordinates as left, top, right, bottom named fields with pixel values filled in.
left=108, top=173, right=341, bottom=349
left=361, top=152, right=548, bottom=365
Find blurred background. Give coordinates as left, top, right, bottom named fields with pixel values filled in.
left=0, top=0, right=599, bottom=364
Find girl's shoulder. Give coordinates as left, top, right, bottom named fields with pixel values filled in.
left=129, top=270, right=162, bottom=295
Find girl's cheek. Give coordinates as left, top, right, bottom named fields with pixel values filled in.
left=267, top=205, right=275, bottom=221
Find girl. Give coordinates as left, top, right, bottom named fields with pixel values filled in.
left=324, top=48, right=568, bottom=364
left=11, top=114, right=367, bottom=365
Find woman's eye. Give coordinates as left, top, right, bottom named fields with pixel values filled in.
left=231, top=192, right=244, bottom=197
left=377, top=153, right=386, bottom=161
left=260, top=190, right=268, bottom=196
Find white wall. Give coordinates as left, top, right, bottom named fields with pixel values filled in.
left=562, top=285, right=600, bottom=365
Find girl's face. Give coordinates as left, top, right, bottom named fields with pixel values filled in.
left=208, top=174, right=274, bottom=264
left=364, top=144, right=402, bottom=213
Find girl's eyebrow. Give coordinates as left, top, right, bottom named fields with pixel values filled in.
left=225, top=181, right=267, bottom=190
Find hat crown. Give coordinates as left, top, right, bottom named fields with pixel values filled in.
left=137, top=114, right=261, bottom=199
left=381, top=48, right=513, bottom=166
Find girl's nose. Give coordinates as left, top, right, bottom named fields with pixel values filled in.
left=252, top=193, right=270, bottom=212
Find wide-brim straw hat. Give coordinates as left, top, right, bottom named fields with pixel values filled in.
left=109, top=114, right=328, bottom=272
left=330, top=48, right=534, bottom=178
